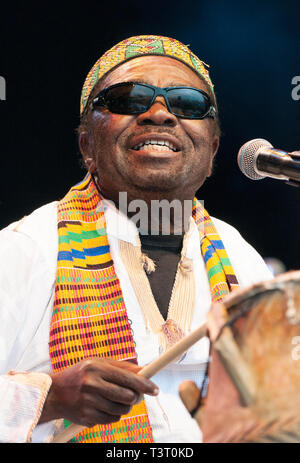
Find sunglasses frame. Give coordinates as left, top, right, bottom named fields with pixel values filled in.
left=92, top=81, right=216, bottom=120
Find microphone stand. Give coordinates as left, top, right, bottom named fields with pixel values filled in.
left=286, top=152, right=300, bottom=188
left=256, top=150, right=300, bottom=189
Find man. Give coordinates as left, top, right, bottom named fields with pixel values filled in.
left=0, top=35, right=271, bottom=443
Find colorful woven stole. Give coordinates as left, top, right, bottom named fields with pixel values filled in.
left=193, top=199, right=239, bottom=301
left=49, top=173, right=238, bottom=443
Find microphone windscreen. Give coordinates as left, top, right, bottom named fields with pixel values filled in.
left=237, top=138, right=273, bottom=180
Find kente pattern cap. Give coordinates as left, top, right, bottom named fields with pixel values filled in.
left=80, top=35, right=214, bottom=115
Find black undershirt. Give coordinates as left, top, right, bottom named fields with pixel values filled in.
left=139, top=233, right=184, bottom=321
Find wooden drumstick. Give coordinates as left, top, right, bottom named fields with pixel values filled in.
left=52, top=321, right=208, bottom=443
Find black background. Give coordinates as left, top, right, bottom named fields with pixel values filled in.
left=0, top=0, right=299, bottom=270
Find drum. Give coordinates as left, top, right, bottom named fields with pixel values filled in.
left=179, top=271, right=300, bottom=443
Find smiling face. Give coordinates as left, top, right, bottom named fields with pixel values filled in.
left=79, top=55, right=219, bottom=204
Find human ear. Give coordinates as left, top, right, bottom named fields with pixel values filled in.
left=79, top=131, right=96, bottom=173
left=207, top=135, right=220, bottom=177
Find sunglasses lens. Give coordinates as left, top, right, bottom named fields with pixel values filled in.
left=94, top=83, right=213, bottom=119
left=105, top=83, right=154, bottom=114
left=167, top=88, right=210, bottom=118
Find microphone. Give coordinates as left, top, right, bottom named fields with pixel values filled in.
left=237, top=138, right=300, bottom=183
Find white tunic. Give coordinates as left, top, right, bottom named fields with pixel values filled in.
left=0, top=200, right=272, bottom=442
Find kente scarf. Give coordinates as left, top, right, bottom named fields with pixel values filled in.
left=49, top=173, right=239, bottom=443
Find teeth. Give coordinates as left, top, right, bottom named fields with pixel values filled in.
left=133, top=139, right=178, bottom=151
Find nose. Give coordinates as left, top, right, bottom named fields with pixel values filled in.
left=136, top=96, right=178, bottom=127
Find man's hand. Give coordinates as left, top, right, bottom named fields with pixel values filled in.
left=39, top=358, right=159, bottom=427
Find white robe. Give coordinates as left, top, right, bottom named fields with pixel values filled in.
left=0, top=199, right=272, bottom=442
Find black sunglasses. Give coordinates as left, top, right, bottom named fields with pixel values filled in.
left=92, top=82, right=216, bottom=120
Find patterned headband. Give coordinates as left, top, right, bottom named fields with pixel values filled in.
left=80, top=35, right=214, bottom=115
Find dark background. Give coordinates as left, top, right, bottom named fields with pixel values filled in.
left=0, top=0, right=299, bottom=270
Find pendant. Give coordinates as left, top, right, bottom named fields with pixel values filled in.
left=161, top=319, right=185, bottom=347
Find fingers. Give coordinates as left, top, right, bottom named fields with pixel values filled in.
left=99, top=363, right=159, bottom=396
left=64, top=382, right=137, bottom=428
left=179, top=380, right=201, bottom=413
left=81, top=359, right=159, bottom=398
left=79, top=408, right=123, bottom=428
left=88, top=394, right=132, bottom=417
left=113, top=359, right=142, bottom=373
left=46, top=358, right=159, bottom=428
left=93, top=377, right=140, bottom=405
left=75, top=359, right=158, bottom=428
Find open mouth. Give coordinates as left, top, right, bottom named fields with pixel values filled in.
left=131, top=138, right=180, bottom=153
